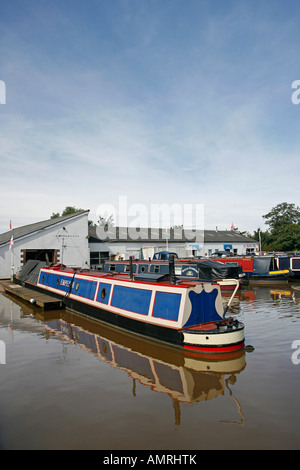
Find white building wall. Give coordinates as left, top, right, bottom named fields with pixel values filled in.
left=204, top=241, right=258, bottom=256
left=89, top=240, right=204, bottom=265
left=0, top=213, right=89, bottom=279
left=89, top=238, right=258, bottom=264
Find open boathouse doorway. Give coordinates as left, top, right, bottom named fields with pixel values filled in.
left=20, top=249, right=59, bottom=266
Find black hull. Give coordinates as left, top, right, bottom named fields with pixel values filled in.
left=16, top=279, right=184, bottom=348
left=252, top=274, right=290, bottom=280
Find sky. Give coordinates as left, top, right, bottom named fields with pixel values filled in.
left=0, top=0, right=299, bottom=234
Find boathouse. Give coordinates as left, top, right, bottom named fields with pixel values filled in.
left=0, top=211, right=90, bottom=279
left=88, top=226, right=258, bottom=268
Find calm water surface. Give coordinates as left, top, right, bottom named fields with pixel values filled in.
left=0, top=282, right=300, bottom=450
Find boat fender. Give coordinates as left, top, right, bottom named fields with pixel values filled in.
left=245, top=345, right=255, bottom=353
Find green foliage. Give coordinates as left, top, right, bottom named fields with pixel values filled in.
left=271, top=223, right=300, bottom=252
left=256, top=203, right=300, bottom=252
left=62, top=206, right=84, bottom=216
left=262, top=202, right=300, bottom=230
left=50, top=206, right=84, bottom=219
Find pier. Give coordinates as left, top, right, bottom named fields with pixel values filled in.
left=1, top=280, right=64, bottom=311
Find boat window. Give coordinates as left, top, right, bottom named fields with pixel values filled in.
left=75, top=282, right=80, bottom=291
left=101, top=287, right=107, bottom=299
left=56, top=278, right=60, bottom=286
left=154, top=265, right=160, bottom=273
left=109, top=264, right=116, bottom=272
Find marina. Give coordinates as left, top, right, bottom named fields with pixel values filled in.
left=12, top=259, right=245, bottom=354
left=0, top=277, right=300, bottom=449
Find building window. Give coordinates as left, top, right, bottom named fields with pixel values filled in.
left=90, top=252, right=100, bottom=265
left=90, top=251, right=110, bottom=268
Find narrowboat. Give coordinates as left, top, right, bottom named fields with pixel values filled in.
left=104, top=251, right=246, bottom=291
left=15, top=259, right=245, bottom=355
left=275, top=254, right=300, bottom=279
left=210, top=255, right=293, bottom=284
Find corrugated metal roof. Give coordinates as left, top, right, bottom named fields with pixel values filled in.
left=0, top=211, right=89, bottom=247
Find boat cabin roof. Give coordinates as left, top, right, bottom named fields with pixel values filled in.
left=43, top=264, right=214, bottom=288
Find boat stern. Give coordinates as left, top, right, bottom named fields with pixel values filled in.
left=182, top=319, right=245, bottom=354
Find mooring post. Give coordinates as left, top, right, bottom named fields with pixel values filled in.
left=129, top=256, right=133, bottom=280
left=169, top=254, right=176, bottom=284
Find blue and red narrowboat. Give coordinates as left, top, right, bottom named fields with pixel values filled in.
left=16, top=259, right=245, bottom=355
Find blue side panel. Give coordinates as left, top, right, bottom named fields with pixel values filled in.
left=184, top=289, right=222, bottom=327
left=152, top=292, right=181, bottom=321
left=96, top=282, right=112, bottom=305
left=149, top=264, right=169, bottom=274
left=38, top=271, right=51, bottom=286
left=40, top=272, right=97, bottom=300
left=138, top=264, right=150, bottom=273
left=292, top=258, right=300, bottom=269
left=71, top=278, right=97, bottom=300
left=44, top=273, right=73, bottom=292
left=111, top=285, right=152, bottom=315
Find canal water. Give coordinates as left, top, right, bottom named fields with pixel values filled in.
left=0, top=282, right=300, bottom=450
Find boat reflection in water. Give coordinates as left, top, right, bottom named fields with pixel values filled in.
left=37, top=309, right=247, bottom=425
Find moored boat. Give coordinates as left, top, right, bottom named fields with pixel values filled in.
left=104, top=252, right=246, bottom=291
left=275, top=254, right=300, bottom=279
left=15, top=259, right=245, bottom=355
left=211, top=255, right=293, bottom=284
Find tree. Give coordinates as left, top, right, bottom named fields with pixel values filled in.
left=50, top=206, right=84, bottom=219
left=271, top=224, right=300, bottom=252
left=261, top=203, right=300, bottom=251
left=262, top=202, right=300, bottom=230
left=62, top=206, right=84, bottom=216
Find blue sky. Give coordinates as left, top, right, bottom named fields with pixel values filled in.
left=0, top=0, right=299, bottom=234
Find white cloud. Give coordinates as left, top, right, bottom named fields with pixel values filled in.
left=0, top=0, right=299, bottom=235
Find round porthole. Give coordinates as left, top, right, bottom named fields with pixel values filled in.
left=42, top=275, right=45, bottom=282
left=141, top=266, right=146, bottom=272
left=101, top=287, right=107, bottom=299
left=75, top=282, right=80, bottom=291
left=56, top=278, right=60, bottom=286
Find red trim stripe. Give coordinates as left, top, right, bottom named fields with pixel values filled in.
left=184, top=341, right=245, bottom=354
